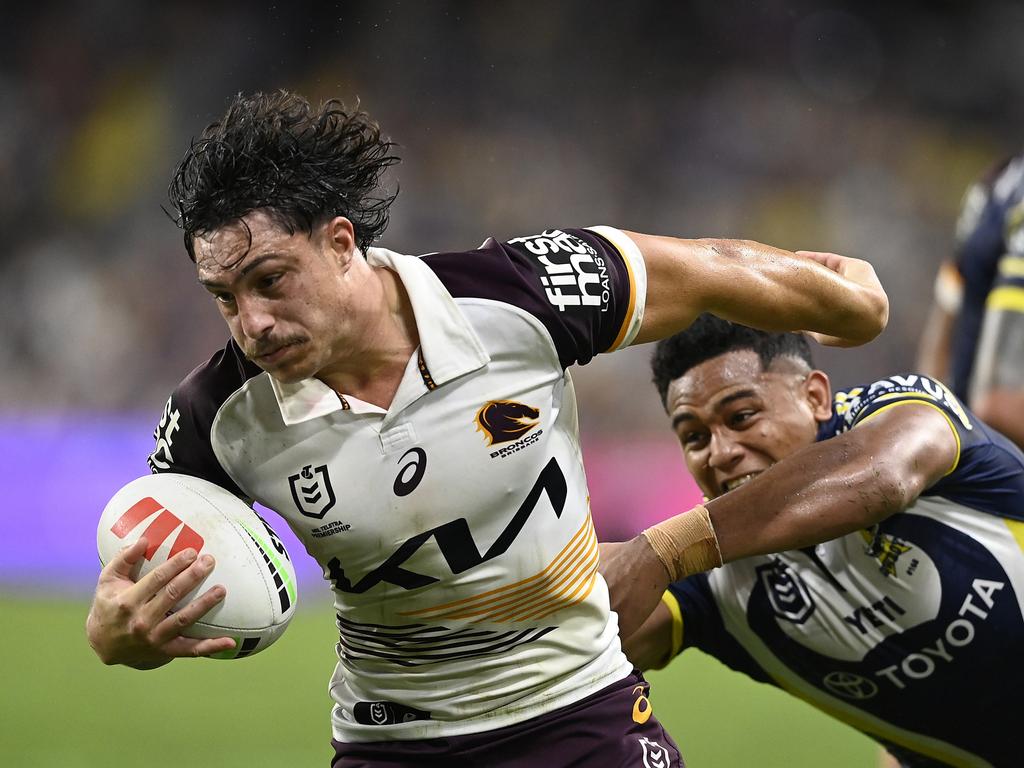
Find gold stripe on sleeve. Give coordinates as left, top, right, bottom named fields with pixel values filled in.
left=661, top=590, right=685, bottom=659
left=586, top=225, right=647, bottom=350
left=986, top=285, right=1024, bottom=312
left=1004, top=518, right=1024, bottom=552
left=606, top=238, right=637, bottom=352
left=996, top=255, right=1024, bottom=279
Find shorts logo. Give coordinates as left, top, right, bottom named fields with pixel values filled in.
left=638, top=736, right=670, bottom=768
left=758, top=559, right=815, bottom=624
left=475, top=401, right=540, bottom=445
left=823, top=671, right=878, bottom=700
left=632, top=684, right=652, bottom=724
left=288, top=464, right=337, bottom=519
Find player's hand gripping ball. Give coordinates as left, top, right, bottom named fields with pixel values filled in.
left=97, top=473, right=297, bottom=659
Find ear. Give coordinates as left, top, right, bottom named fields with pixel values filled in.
left=803, top=370, right=833, bottom=422
left=322, top=216, right=357, bottom=270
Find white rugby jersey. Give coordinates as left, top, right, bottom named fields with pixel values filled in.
left=148, top=227, right=644, bottom=742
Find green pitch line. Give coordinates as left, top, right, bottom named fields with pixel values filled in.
left=0, top=594, right=878, bottom=767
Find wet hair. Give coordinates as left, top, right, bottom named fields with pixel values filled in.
left=651, top=314, right=814, bottom=407
left=168, top=90, right=400, bottom=262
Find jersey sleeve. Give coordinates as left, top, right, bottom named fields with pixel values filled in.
left=422, top=227, right=647, bottom=369
left=827, top=374, right=975, bottom=475
left=665, top=574, right=773, bottom=684
left=147, top=340, right=261, bottom=500
left=823, top=374, right=1024, bottom=518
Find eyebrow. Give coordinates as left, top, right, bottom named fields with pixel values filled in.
left=197, top=254, right=282, bottom=289
left=670, top=388, right=759, bottom=430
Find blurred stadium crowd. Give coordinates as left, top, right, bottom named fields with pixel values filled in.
left=2, top=0, right=1023, bottom=435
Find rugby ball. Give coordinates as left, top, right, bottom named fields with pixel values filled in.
left=97, top=473, right=297, bottom=659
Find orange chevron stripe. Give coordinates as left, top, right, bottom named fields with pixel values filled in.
left=489, top=544, right=600, bottom=622
left=480, top=541, right=599, bottom=622
left=401, top=515, right=594, bottom=617
left=530, top=568, right=598, bottom=621
left=411, top=521, right=598, bottom=622
left=400, top=514, right=599, bottom=621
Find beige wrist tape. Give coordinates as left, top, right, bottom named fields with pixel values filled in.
left=641, top=504, right=723, bottom=581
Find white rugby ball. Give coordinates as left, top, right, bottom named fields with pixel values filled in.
left=97, top=473, right=297, bottom=659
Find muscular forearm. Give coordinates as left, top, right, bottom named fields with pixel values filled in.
left=697, top=239, right=888, bottom=345
left=629, top=232, right=888, bottom=346
left=708, top=427, right=927, bottom=563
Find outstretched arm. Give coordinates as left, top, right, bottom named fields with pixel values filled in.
left=626, top=232, right=889, bottom=347
left=603, top=401, right=958, bottom=640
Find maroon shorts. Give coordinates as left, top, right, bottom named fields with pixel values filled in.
left=331, top=670, right=683, bottom=767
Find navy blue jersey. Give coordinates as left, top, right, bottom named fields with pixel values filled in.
left=666, top=375, right=1024, bottom=767
left=950, top=155, right=1024, bottom=400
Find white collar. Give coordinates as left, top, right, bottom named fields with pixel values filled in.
left=271, top=247, right=490, bottom=425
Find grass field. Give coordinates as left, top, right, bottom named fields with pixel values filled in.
left=1, top=594, right=879, bottom=767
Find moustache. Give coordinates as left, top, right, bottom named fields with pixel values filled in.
left=245, top=337, right=305, bottom=360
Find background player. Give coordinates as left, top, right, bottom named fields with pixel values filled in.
left=86, top=91, right=887, bottom=766
left=917, top=152, right=1024, bottom=449
left=604, top=315, right=1024, bottom=767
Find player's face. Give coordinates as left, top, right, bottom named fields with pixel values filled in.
left=664, top=350, right=832, bottom=500
left=194, top=211, right=367, bottom=383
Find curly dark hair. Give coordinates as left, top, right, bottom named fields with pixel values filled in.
left=651, top=314, right=814, bottom=407
left=168, top=90, right=400, bottom=261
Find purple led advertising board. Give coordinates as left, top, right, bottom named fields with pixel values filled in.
left=0, top=416, right=700, bottom=596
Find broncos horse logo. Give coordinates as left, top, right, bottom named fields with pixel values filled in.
left=475, top=400, right=541, bottom=445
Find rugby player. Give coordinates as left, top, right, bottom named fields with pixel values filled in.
left=85, top=91, right=887, bottom=767
left=918, top=153, right=1024, bottom=449
left=604, top=315, right=1024, bottom=767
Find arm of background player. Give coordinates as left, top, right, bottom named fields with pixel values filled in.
left=915, top=261, right=962, bottom=381
left=623, top=231, right=889, bottom=347
left=970, top=302, right=1024, bottom=450
left=603, top=402, right=958, bottom=639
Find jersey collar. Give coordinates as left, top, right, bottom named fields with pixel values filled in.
left=270, top=247, right=490, bottom=425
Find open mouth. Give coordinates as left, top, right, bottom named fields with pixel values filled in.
left=722, top=472, right=761, bottom=493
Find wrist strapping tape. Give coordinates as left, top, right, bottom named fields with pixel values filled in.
left=641, top=504, right=723, bottom=581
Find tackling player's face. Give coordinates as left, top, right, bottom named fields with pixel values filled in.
left=194, top=211, right=368, bottom=383
left=664, top=350, right=832, bottom=500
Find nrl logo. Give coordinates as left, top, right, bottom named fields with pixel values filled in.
left=474, top=400, right=540, bottom=446
left=288, top=464, right=337, bottom=519
left=638, top=736, right=670, bottom=768
left=758, top=558, right=815, bottom=624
